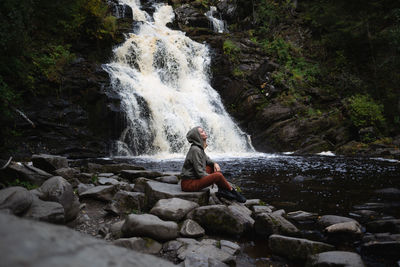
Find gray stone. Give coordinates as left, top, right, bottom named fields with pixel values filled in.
left=190, top=204, right=254, bottom=236
left=318, top=215, right=357, bottom=227
left=268, top=234, right=335, bottom=261
left=3, top=162, right=52, bottom=185
left=145, top=181, right=209, bottom=208
left=220, top=240, right=240, bottom=255
left=98, top=177, right=120, bottom=185
left=77, top=183, right=95, bottom=195
left=155, top=175, right=179, bottom=184
left=54, top=167, right=79, bottom=180
left=180, top=219, right=205, bottom=238
left=110, top=220, right=125, bottom=239
left=353, top=202, right=386, bottom=210
left=252, top=205, right=273, bottom=214
left=272, top=209, right=286, bottom=217
left=244, top=199, right=261, bottom=208
left=150, top=198, right=199, bottom=221
left=361, top=234, right=400, bottom=259
left=32, top=154, right=69, bottom=173
left=98, top=173, right=114, bottom=177
left=176, top=238, right=236, bottom=264
left=0, top=187, right=33, bottom=215
left=122, top=213, right=179, bottom=241
left=79, top=185, right=118, bottom=202
left=105, top=191, right=146, bottom=215
left=0, top=212, right=174, bottom=267
left=24, top=196, right=65, bottom=224
left=121, top=170, right=164, bottom=181
left=113, top=237, right=162, bottom=254
left=286, top=210, right=318, bottom=222
left=37, top=176, right=80, bottom=222
left=133, top=177, right=151, bottom=193
left=254, top=212, right=300, bottom=237
left=366, top=219, right=400, bottom=234
left=306, top=251, right=365, bottom=267
left=325, top=221, right=362, bottom=238
left=183, top=253, right=229, bottom=267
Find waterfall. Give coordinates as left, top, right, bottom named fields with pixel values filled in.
left=205, top=6, right=227, bottom=33
left=104, top=1, right=253, bottom=157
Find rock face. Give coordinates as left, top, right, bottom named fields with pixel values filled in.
left=190, top=204, right=254, bottom=236
left=268, top=234, right=335, bottom=261
left=122, top=213, right=179, bottom=241
left=37, top=176, right=80, bottom=221
left=306, top=251, right=365, bottom=267
left=150, top=198, right=199, bottom=221
left=0, top=187, right=33, bottom=215
left=0, top=212, right=174, bottom=267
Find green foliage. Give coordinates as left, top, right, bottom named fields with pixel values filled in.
left=7, top=179, right=38, bottom=190
left=347, top=94, right=385, bottom=129
left=223, top=39, right=240, bottom=64
left=91, top=174, right=98, bottom=184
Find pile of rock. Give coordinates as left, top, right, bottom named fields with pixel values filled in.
left=1, top=154, right=400, bottom=266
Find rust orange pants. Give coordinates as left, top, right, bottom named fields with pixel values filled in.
left=181, top=166, right=232, bottom=192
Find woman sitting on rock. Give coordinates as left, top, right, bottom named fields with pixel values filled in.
left=180, top=126, right=246, bottom=203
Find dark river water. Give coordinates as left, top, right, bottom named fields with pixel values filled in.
left=109, top=153, right=400, bottom=266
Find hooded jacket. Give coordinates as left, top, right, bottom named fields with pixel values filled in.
left=181, top=127, right=215, bottom=179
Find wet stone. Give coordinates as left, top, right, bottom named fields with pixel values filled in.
left=306, top=251, right=365, bottom=267
left=121, top=170, right=164, bottom=181
left=254, top=212, right=299, bottom=237
left=286, top=210, right=318, bottom=222
left=180, top=219, right=205, bottom=238
left=252, top=205, right=273, bottom=214
left=366, top=219, right=400, bottom=234
left=318, top=215, right=358, bottom=227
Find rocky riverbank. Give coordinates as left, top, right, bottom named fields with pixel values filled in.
left=1, top=154, right=399, bottom=266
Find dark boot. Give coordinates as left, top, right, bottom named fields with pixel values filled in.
left=231, top=188, right=246, bottom=203
left=216, top=188, right=236, bottom=200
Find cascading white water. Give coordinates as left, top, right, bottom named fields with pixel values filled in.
left=104, top=0, right=253, bottom=156
left=205, top=6, right=227, bottom=33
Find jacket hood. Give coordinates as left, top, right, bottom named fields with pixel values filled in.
left=186, top=126, right=203, bottom=148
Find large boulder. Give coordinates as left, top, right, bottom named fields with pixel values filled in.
left=0, top=187, right=33, bottom=215
left=306, top=251, right=365, bottom=267
left=268, top=234, right=335, bottom=261
left=31, top=154, right=69, bottom=173
left=79, top=185, right=118, bottom=202
left=0, top=212, right=175, bottom=267
left=122, top=213, right=179, bottom=241
left=190, top=204, right=254, bottom=236
left=150, top=198, right=199, bottom=221
left=254, top=212, right=300, bottom=237
left=318, top=215, right=357, bottom=227
left=24, top=196, right=65, bottom=224
left=113, top=237, right=162, bottom=255
left=145, top=181, right=209, bottom=208
left=37, top=176, right=80, bottom=221
left=105, top=191, right=146, bottom=215
left=2, top=162, right=52, bottom=185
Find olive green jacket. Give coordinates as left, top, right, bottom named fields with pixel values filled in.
left=181, top=127, right=214, bottom=179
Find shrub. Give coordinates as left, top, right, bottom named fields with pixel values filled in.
left=347, top=94, right=385, bottom=129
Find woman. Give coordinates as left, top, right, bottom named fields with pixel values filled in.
left=180, top=126, right=246, bottom=203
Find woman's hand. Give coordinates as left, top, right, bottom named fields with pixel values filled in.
left=214, top=163, right=221, bottom=172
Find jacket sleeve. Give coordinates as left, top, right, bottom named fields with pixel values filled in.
left=205, top=154, right=215, bottom=167
left=192, top=147, right=208, bottom=178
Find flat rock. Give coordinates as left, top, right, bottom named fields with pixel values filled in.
left=0, top=187, right=33, bottom=215
left=32, top=154, right=69, bottom=173
left=77, top=183, right=95, bottom=195
left=306, top=251, right=365, bottom=267
left=155, top=175, right=179, bottom=184
left=105, top=191, right=146, bottom=215
left=3, top=162, right=52, bottom=185
left=145, top=181, right=209, bottom=208
left=24, top=196, right=65, bottom=224
left=0, top=212, right=174, bottom=267
left=37, top=176, right=80, bottom=222
left=88, top=163, right=145, bottom=173
left=54, top=167, right=79, bottom=180
left=244, top=199, right=261, bottom=208
left=121, top=170, right=164, bottom=181
left=98, top=177, right=120, bottom=185
left=286, top=210, right=318, bottom=222
left=180, top=219, right=205, bottom=238
left=269, top=234, right=335, bottom=261
left=79, top=185, right=118, bottom=202
left=183, top=253, right=229, bottom=267
left=254, top=212, right=300, bottom=237
left=318, top=215, right=357, bottom=227
left=190, top=204, right=254, bottom=236
left=113, top=237, right=162, bottom=254
left=150, top=198, right=199, bottom=221
left=122, top=213, right=179, bottom=241
left=132, top=177, right=151, bottom=193
left=325, top=221, right=363, bottom=241
left=252, top=205, right=273, bottom=214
